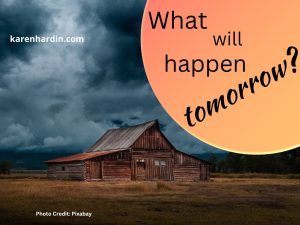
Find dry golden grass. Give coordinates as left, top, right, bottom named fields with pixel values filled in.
left=0, top=177, right=299, bottom=225
left=0, top=173, right=47, bottom=179
left=212, top=173, right=300, bottom=179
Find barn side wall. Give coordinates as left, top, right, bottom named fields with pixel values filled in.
left=200, top=164, right=210, bottom=180
left=131, top=125, right=175, bottom=181
left=103, top=161, right=131, bottom=180
left=173, top=151, right=210, bottom=181
left=131, top=149, right=174, bottom=181
left=47, top=162, right=85, bottom=180
left=131, top=126, right=210, bottom=181
left=173, top=164, right=200, bottom=181
left=131, top=157, right=174, bottom=181
left=85, top=151, right=131, bottom=181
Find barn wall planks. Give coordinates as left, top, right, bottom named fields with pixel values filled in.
left=200, top=164, right=210, bottom=180
left=130, top=125, right=176, bottom=181
left=132, top=150, right=172, bottom=158
left=47, top=162, right=85, bottom=180
left=174, top=151, right=199, bottom=165
left=173, top=164, right=200, bottom=181
left=132, top=126, right=173, bottom=150
left=147, top=158, right=173, bottom=181
left=103, top=161, right=131, bottom=180
left=132, top=158, right=174, bottom=181
left=173, top=151, right=211, bottom=181
left=83, top=150, right=131, bottom=181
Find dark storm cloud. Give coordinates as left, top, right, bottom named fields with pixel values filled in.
left=0, top=0, right=51, bottom=70
left=111, top=119, right=124, bottom=127
left=82, top=82, right=158, bottom=123
left=75, top=0, right=219, bottom=153
left=78, top=0, right=146, bottom=86
left=76, top=0, right=156, bottom=133
left=48, top=102, right=68, bottom=115
left=0, top=0, right=219, bottom=154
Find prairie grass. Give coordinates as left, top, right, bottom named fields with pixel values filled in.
left=0, top=177, right=299, bottom=225
left=156, top=181, right=173, bottom=191
left=211, top=173, right=300, bottom=179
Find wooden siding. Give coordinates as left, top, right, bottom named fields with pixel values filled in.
left=85, top=150, right=131, bottom=181
left=130, top=126, right=174, bottom=180
left=132, top=126, right=173, bottom=150
left=47, top=162, right=85, bottom=180
left=103, top=161, right=131, bottom=180
left=132, top=150, right=172, bottom=158
left=200, top=164, right=210, bottom=180
left=173, top=164, right=200, bottom=181
left=131, top=158, right=173, bottom=181
left=102, top=151, right=130, bottom=161
left=174, top=151, right=199, bottom=165
left=173, top=151, right=210, bottom=181
left=85, top=159, right=102, bottom=181
left=85, top=160, right=131, bottom=181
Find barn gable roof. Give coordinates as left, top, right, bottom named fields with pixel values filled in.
left=86, top=120, right=158, bottom=152
left=45, top=120, right=210, bottom=165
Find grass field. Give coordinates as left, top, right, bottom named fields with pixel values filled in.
left=0, top=177, right=299, bottom=225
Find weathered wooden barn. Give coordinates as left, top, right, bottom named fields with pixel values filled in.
left=46, top=120, right=210, bottom=181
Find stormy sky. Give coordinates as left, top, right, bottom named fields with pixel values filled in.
left=0, top=0, right=220, bottom=154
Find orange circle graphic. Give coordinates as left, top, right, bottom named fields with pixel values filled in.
left=141, top=0, right=300, bottom=154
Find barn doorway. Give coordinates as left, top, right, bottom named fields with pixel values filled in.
left=90, top=161, right=102, bottom=180
left=136, top=161, right=146, bottom=180
left=152, top=159, right=172, bottom=180
left=200, top=164, right=207, bottom=180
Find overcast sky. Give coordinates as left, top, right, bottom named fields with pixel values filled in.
left=0, top=0, right=220, bottom=154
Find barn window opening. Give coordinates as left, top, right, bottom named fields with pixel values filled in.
left=62, top=166, right=65, bottom=171
left=160, top=160, right=166, bottom=166
left=154, top=160, right=166, bottom=166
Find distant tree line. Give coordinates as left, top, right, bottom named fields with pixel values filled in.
left=208, top=148, right=300, bottom=174
left=0, top=161, right=13, bottom=175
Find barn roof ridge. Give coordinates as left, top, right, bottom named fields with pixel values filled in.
left=86, top=120, right=158, bottom=152
left=107, top=120, right=159, bottom=131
